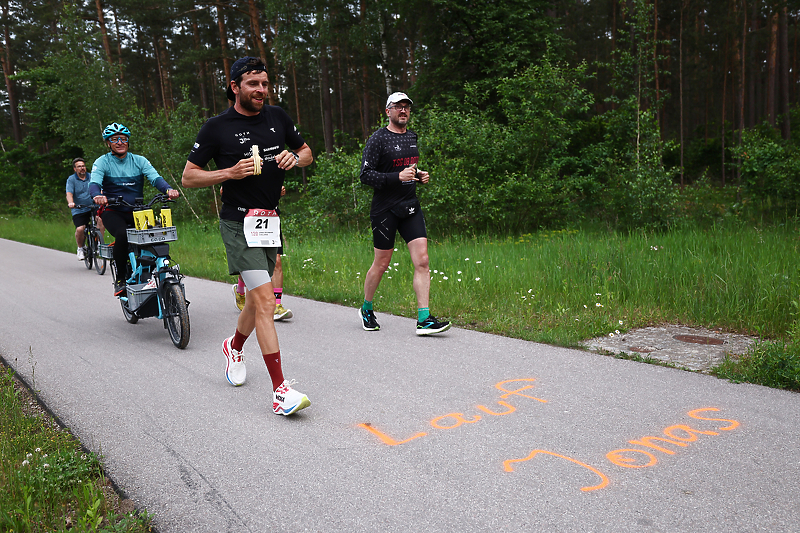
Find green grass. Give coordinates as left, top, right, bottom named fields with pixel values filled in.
left=0, top=366, right=151, bottom=532
left=3, top=214, right=800, bottom=376
left=712, top=340, right=800, bottom=391
left=276, top=225, right=800, bottom=344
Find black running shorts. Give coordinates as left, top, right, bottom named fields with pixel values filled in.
left=370, top=208, right=427, bottom=250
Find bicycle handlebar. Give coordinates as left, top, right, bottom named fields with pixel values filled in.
left=103, top=193, right=176, bottom=209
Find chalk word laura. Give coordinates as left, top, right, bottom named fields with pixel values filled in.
left=503, top=408, right=740, bottom=492
left=358, top=379, right=547, bottom=446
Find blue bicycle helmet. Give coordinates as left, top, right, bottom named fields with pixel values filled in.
left=102, top=122, right=131, bottom=140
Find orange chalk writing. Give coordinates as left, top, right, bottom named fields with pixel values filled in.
left=496, top=379, right=548, bottom=403
left=627, top=436, right=688, bottom=455
left=476, top=401, right=516, bottom=416
left=431, top=413, right=482, bottom=429
left=687, top=408, right=740, bottom=430
left=503, top=450, right=610, bottom=492
left=502, top=407, right=740, bottom=493
left=358, top=378, right=547, bottom=446
left=357, top=423, right=427, bottom=446
left=606, top=448, right=658, bottom=468
left=663, top=424, right=719, bottom=440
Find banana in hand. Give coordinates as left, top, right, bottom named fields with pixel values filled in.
left=252, top=145, right=262, bottom=175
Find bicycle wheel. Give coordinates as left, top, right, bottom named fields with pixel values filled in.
left=92, top=230, right=107, bottom=275
left=163, top=283, right=190, bottom=349
left=83, top=231, right=92, bottom=270
left=121, top=297, right=138, bottom=324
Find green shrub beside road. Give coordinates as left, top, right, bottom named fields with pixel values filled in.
left=0, top=368, right=151, bottom=531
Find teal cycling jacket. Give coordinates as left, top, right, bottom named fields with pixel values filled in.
left=89, top=152, right=170, bottom=211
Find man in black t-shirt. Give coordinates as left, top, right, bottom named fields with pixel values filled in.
left=358, top=92, right=451, bottom=336
left=182, top=56, right=313, bottom=416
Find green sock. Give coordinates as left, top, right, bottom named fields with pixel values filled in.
left=418, top=307, right=430, bottom=322
left=363, top=300, right=373, bottom=311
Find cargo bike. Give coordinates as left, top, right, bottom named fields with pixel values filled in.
left=99, top=194, right=190, bottom=349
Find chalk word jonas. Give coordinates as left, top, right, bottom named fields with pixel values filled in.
left=503, top=408, right=740, bottom=492
left=358, top=379, right=546, bottom=446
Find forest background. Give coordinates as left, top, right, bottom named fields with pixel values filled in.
left=0, top=0, right=799, bottom=232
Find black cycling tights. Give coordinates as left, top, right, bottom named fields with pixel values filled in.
left=101, top=209, right=135, bottom=283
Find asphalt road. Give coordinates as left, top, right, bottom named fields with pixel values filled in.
left=1, top=237, right=799, bottom=533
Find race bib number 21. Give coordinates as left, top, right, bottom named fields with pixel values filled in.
left=244, top=209, right=280, bottom=247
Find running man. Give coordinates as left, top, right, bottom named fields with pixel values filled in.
left=359, top=92, right=451, bottom=336
left=182, top=56, right=312, bottom=416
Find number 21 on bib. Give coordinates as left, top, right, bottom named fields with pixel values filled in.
left=244, top=209, right=280, bottom=247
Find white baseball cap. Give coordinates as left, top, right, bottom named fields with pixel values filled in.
left=386, top=92, right=413, bottom=109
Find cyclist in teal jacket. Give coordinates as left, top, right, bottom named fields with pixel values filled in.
left=90, top=123, right=179, bottom=296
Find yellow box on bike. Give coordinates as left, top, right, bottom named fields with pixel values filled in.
left=160, top=208, right=173, bottom=228
left=133, top=209, right=155, bottom=230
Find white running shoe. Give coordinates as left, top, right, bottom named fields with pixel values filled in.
left=77, top=247, right=85, bottom=260
left=273, top=380, right=310, bottom=416
left=222, top=336, right=246, bottom=386
left=274, top=303, right=293, bottom=321
left=231, top=284, right=245, bottom=311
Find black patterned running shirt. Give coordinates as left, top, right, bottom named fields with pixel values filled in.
left=360, top=127, right=420, bottom=216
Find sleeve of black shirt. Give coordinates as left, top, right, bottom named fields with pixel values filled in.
left=360, top=130, right=400, bottom=190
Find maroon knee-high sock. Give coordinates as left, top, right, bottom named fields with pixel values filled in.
left=231, top=329, right=248, bottom=352
left=262, top=351, right=284, bottom=390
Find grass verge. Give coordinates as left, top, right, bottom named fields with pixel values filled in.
left=0, top=364, right=152, bottom=532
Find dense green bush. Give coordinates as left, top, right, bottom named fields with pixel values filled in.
left=735, top=126, right=800, bottom=212
left=299, top=148, right=369, bottom=232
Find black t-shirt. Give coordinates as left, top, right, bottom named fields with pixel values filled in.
left=188, top=105, right=305, bottom=222
left=360, top=127, right=420, bottom=216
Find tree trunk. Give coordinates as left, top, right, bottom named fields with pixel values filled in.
left=378, top=13, right=392, bottom=96
left=747, top=0, right=758, bottom=128
left=113, top=5, right=124, bottom=85
left=0, top=1, right=20, bottom=143
left=192, top=14, right=209, bottom=118
left=95, top=0, right=114, bottom=68
left=319, top=49, right=334, bottom=153
left=679, top=0, right=684, bottom=187
left=335, top=39, right=345, bottom=136
left=737, top=0, right=746, bottom=186
left=290, top=61, right=306, bottom=186
left=246, top=0, right=277, bottom=105
left=360, top=0, right=371, bottom=138
left=217, top=2, right=231, bottom=108
left=152, top=35, right=171, bottom=113
left=653, top=0, right=661, bottom=133
left=722, top=37, right=728, bottom=187
left=779, top=4, right=790, bottom=140
left=767, top=11, right=777, bottom=126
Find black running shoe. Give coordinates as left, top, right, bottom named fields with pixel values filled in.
left=360, top=308, right=380, bottom=331
left=113, top=281, right=126, bottom=297
left=416, top=315, right=451, bottom=336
